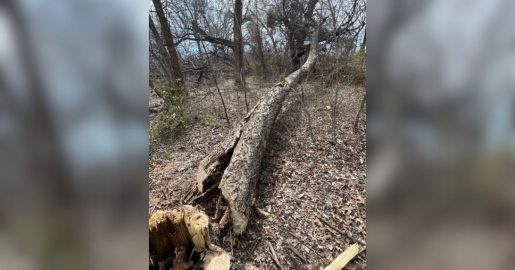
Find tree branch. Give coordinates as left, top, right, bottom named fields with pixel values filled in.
left=191, top=20, right=233, bottom=48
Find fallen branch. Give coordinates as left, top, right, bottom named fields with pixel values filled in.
left=266, top=240, right=284, bottom=270
left=284, top=245, right=307, bottom=264
left=317, top=215, right=366, bottom=246
left=324, top=243, right=362, bottom=270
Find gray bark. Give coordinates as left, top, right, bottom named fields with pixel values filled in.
left=196, top=28, right=320, bottom=234
left=152, top=0, right=185, bottom=91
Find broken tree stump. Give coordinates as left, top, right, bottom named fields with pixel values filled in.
left=149, top=206, right=230, bottom=270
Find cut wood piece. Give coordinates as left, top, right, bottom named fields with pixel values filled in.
left=196, top=27, right=320, bottom=234
left=324, top=243, right=361, bottom=270
left=202, top=250, right=231, bottom=270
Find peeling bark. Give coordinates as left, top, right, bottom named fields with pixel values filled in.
left=195, top=28, right=320, bottom=234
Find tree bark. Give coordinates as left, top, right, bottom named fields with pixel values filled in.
left=195, top=28, right=320, bottom=234
left=233, top=0, right=246, bottom=90
left=251, top=0, right=267, bottom=77
left=152, top=0, right=185, bottom=92
left=149, top=15, right=174, bottom=85
left=360, top=28, right=366, bottom=52
left=249, top=21, right=267, bottom=77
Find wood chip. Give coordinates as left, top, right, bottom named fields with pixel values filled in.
left=256, top=207, right=271, bottom=218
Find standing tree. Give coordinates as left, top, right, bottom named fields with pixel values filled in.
left=150, top=0, right=188, bottom=139
left=191, top=0, right=248, bottom=93
left=249, top=0, right=267, bottom=77
left=151, top=0, right=185, bottom=92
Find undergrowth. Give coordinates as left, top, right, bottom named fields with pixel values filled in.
left=151, top=81, right=187, bottom=141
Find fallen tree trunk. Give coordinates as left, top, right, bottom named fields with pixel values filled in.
left=194, top=28, right=320, bottom=234
left=149, top=27, right=320, bottom=269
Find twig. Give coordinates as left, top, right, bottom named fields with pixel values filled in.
left=317, top=215, right=366, bottom=246
left=255, top=207, right=271, bottom=218
left=266, top=241, right=284, bottom=270
left=284, top=245, right=307, bottom=264
left=230, top=229, right=234, bottom=255
left=199, top=41, right=231, bottom=128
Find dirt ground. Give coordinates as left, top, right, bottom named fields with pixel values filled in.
left=149, top=76, right=366, bottom=269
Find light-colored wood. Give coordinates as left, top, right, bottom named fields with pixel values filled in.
left=203, top=250, right=231, bottom=270
left=324, top=244, right=361, bottom=270
left=149, top=206, right=230, bottom=268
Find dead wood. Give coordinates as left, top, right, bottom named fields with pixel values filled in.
left=195, top=27, right=321, bottom=234
left=284, top=245, right=307, bottom=264
left=266, top=240, right=284, bottom=270
left=317, top=215, right=366, bottom=246
left=149, top=206, right=230, bottom=270
left=324, top=243, right=362, bottom=270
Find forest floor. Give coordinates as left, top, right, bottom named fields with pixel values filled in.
left=149, top=76, right=366, bottom=270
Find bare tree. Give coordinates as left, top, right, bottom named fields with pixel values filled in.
left=249, top=0, right=267, bottom=77
left=151, top=0, right=186, bottom=94
left=191, top=0, right=248, bottom=93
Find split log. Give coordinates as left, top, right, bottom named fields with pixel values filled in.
left=195, top=28, right=321, bottom=234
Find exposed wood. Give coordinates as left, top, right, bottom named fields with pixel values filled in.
left=202, top=251, right=231, bottom=270
left=149, top=206, right=230, bottom=269
left=196, top=27, right=320, bottom=234
left=324, top=243, right=361, bottom=270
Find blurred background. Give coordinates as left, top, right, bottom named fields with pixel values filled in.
left=0, top=0, right=148, bottom=269
left=368, top=0, right=515, bottom=269
left=2, top=0, right=515, bottom=268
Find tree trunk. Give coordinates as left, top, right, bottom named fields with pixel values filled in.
left=360, top=28, right=367, bottom=52
left=195, top=28, right=320, bottom=234
left=233, top=0, right=245, bottom=90
left=251, top=0, right=267, bottom=77
left=149, top=15, right=174, bottom=85
left=250, top=21, right=267, bottom=77
left=152, top=0, right=185, bottom=92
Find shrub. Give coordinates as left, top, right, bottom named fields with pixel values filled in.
left=342, top=50, right=366, bottom=85
left=150, top=82, right=187, bottom=141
